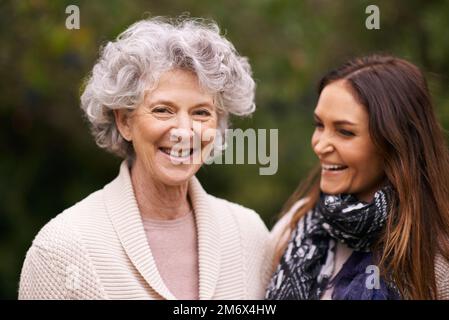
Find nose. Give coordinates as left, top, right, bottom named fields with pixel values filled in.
left=312, top=131, right=335, bottom=156
left=170, top=113, right=194, bottom=144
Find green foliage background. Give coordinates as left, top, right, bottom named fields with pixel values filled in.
left=1, top=0, right=448, bottom=299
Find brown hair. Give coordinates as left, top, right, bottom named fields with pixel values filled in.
left=275, top=54, right=449, bottom=299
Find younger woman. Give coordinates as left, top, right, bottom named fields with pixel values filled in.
left=266, top=55, right=449, bottom=300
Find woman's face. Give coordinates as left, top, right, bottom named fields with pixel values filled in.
left=311, top=80, right=385, bottom=202
left=117, top=69, right=218, bottom=186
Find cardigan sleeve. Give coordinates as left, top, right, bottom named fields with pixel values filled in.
left=243, top=210, right=275, bottom=298
left=18, top=215, right=106, bottom=300
left=227, top=203, right=274, bottom=299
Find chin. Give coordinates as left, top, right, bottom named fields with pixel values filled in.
left=320, top=182, right=348, bottom=195
left=156, top=166, right=199, bottom=186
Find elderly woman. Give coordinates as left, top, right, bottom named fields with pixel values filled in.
left=19, top=17, right=273, bottom=300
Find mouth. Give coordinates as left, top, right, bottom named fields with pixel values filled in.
left=321, top=163, right=349, bottom=172
left=159, top=147, right=194, bottom=159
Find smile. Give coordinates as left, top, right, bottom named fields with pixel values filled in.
left=321, top=164, right=348, bottom=171
left=159, top=147, right=194, bottom=159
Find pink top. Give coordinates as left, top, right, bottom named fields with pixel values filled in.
left=142, top=210, right=199, bottom=300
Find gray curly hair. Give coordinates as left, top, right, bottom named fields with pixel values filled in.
left=80, top=16, right=256, bottom=158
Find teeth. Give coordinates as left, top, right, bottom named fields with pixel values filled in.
left=177, top=149, right=191, bottom=158
left=322, top=164, right=347, bottom=171
left=160, top=148, right=192, bottom=158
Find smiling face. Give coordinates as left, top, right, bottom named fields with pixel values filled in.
left=311, top=80, right=385, bottom=202
left=115, top=69, right=218, bottom=186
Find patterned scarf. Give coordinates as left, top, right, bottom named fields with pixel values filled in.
left=265, top=186, right=401, bottom=300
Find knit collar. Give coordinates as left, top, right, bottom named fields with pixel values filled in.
left=103, top=161, right=221, bottom=300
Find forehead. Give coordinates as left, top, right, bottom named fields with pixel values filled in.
left=146, top=69, right=214, bottom=103
left=315, top=80, right=368, bottom=124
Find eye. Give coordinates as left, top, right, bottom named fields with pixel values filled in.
left=339, top=129, right=355, bottom=137
left=313, top=120, right=324, bottom=129
left=193, top=109, right=212, bottom=117
left=152, top=106, right=173, bottom=114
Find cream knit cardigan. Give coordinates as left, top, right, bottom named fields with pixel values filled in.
left=19, top=161, right=274, bottom=300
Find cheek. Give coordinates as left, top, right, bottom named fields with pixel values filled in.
left=310, top=131, right=319, bottom=151
left=366, top=155, right=384, bottom=180
left=131, top=122, right=172, bottom=164
left=348, top=147, right=384, bottom=182
left=199, top=120, right=218, bottom=144
left=132, top=119, right=169, bottom=145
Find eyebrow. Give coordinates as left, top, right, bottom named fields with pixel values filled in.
left=314, top=113, right=357, bottom=126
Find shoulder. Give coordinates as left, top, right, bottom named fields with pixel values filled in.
left=207, top=194, right=269, bottom=236
left=28, top=187, right=107, bottom=267
left=206, top=194, right=272, bottom=263
left=30, top=188, right=105, bottom=247
left=19, top=190, right=106, bottom=299
left=206, top=195, right=274, bottom=297
left=270, top=198, right=308, bottom=244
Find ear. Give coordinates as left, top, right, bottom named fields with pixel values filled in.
left=114, top=109, right=132, bottom=142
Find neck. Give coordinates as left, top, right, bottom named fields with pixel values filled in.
left=130, top=160, right=191, bottom=220
left=355, top=178, right=390, bottom=203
